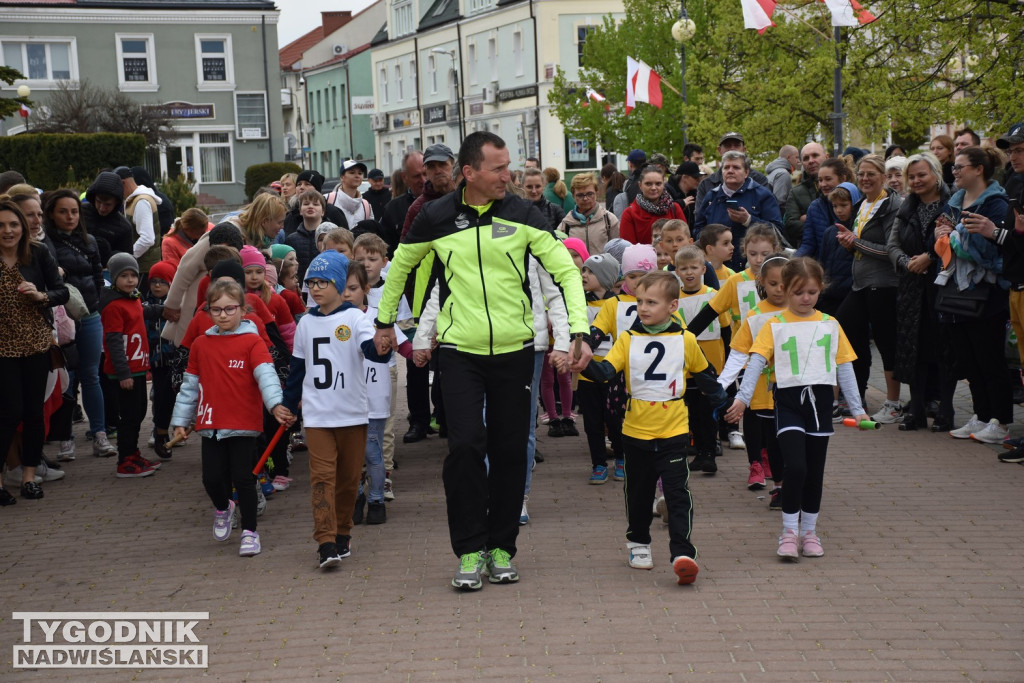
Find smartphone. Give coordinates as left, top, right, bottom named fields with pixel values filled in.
left=1011, top=198, right=1022, bottom=215
left=725, top=199, right=739, bottom=208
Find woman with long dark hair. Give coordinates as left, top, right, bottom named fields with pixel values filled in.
left=0, top=198, right=69, bottom=499
left=44, top=189, right=116, bottom=457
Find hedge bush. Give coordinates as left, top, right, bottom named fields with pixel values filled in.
left=245, top=162, right=302, bottom=201
left=0, top=132, right=146, bottom=189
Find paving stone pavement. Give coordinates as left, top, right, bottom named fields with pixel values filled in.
left=2, top=351, right=1023, bottom=681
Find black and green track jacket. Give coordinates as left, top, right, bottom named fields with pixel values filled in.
left=376, top=182, right=589, bottom=355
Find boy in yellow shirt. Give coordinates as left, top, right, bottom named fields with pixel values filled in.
left=583, top=271, right=728, bottom=585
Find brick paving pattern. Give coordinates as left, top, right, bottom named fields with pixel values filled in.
left=2, top=352, right=1023, bottom=681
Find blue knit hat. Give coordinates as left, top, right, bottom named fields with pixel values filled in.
left=305, top=250, right=349, bottom=288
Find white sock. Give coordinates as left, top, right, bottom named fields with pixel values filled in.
left=800, top=512, right=819, bottom=535
left=782, top=512, right=799, bottom=534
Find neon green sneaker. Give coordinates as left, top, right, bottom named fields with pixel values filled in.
left=484, top=548, right=519, bottom=584
left=452, top=551, right=487, bottom=590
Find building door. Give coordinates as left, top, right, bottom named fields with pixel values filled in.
left=167, top=144, right=196, bottom=183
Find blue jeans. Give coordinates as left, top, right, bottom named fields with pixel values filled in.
left=525, top=351, right=545, bottom=496
left=73, top=312, right=106, bottom=434
left=361, top=418, right=387, bottom=503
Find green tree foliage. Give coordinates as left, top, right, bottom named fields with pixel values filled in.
left=0, top=67, right=31, bottom=119
left=0, top=133, right=146, bottom=190
left=549, top=0, right=1023, bottom=160
left=158, top=175, right=208, bottom=217
left=244, top=162, right=302, bottom=201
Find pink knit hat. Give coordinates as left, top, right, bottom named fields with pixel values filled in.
left=240, top=245, right=266, bottom=271
left=562, top=237, right=591, bottom=263
left=620, top=243, right=658, bottom=274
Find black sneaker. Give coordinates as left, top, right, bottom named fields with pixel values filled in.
left=768, top=487, right=782, bottom=510
left=153, top=434, right=173, bottom=460
left=547, top=419, right=564, bottom=438
left=998, top=446, right=1024, bottom=464
left=561, top=417, right=579, bottom=437
left=0, top=487, right=16, bottom=506
left=690, top=453, right=717, bottom=475
left=20, top=481, right=44, bottom=499
left=402, top=424, right=427, bottom=443
left=334, top=535, right=352, bottom=559
left=534, top=450, right=545, bottom=463
left=366, top=501, right=387, bottom=525
left=317, top=542, right=343, bottom=569
left=353, top=492, right=366, bottom=525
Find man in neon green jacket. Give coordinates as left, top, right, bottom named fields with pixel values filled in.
left=374, top=132, right=592, bottom=590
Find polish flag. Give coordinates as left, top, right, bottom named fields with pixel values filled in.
left=19, top=103, right=30, bottom=118
left=821, top=0, right=876, bottom=26
left=625, top=57, right=663, bottom=115
left=741, top=0, right=776, bottom=33
left=583, top=88, right=610, bottom=111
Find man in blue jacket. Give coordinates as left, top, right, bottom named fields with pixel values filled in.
left=693, top=151, right=783, bottom=270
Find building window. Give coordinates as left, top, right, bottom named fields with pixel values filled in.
left=468, top=43, right=477, bottom=85
left=331, top=86, right=337, bottom=120
left=577, top=26, right=596, bottom=67
left=195, top=35, right=234, bottom=90
left=115, top=34, right=157, bottom=90
left=428, top=55, right=437, bottom=94
left=198, top=133, right=232, bottom=183
left=392, top=0, right=415, bottom=37
left=467, top=0, right=495, bottom=14
left=410, top=59, right=417, bottom=97
left=379, top=67, right=388, bottom=105
left=340, top=84, right=347, bottom=119
left=316, top=90, right=322, bottom=124
left=234, top=92, right=268, bottom=139
left=487, top=37, right=497, bottom=83
left=513, top=31, right=524, bottom=77
left=395, top=64, right=403, bottom=102
left=0, top=39, right=76, bottom=85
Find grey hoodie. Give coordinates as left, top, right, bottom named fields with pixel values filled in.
left=764, top=157, right=794, bottom=212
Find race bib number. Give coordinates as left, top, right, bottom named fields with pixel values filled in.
left=628, top=335, right=685, bottom=401
left=736, top=280, right=760, bottom=322
left=588, top=305, right=612, bottom=355
left=677, top=293, right=720, bottom=341
left=746, top=311, right=778, bottom=346
left=771, top=320, right=839, bottom=388
left=616, top=300, right=638, bottom=337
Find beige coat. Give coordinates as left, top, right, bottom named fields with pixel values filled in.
left=557, top=204, right=619, bottom=255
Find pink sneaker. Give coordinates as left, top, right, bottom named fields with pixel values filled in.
left=777, top=530, right=799, bottom=560
left=760, top=448, right=772, bottom=479
left=747, top=461, right=765, bottom=490
left=800, top=532, right=824, bottom=557
left=271, top=476, right=291, bottom=492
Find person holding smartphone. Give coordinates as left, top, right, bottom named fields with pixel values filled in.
left=694, top=151, right=783, bottom=270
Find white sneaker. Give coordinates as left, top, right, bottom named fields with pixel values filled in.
left=3, top=467, right=42, bottom=486
left=256, top=484, right=267, bottom=516
left=626, top=542, right=654, bottom=569
left=949, top=415, right=985, bottom=439
left=36, top=461, right=65, bottom=482
left=383, top=477, right=395, bottom=501
left=654, top=496, right=669, bottom=526
left=213, top=500, right=235, bottom=541
left=57, top=440, right=76, bottom=461
left=970, top=419, right=1009, bottom=444
left=519, top=501, right=529, bottom=526
left=728, top=431, right=746, bottom=450
left=239, top=530, right=261, bottom=556
left=871, top=400, right=904, bottom=424
left=92, top=432, right=117, bottom=457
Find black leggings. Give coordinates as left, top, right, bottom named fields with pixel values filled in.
left=836, top=287, right=898, bottom=398
left=201, top=435, right=258, bottom=531
left=777, top=431, right=828, bottom=515
left=683, top=384, right=717, bottom=456
left=577, top=380, right=623, bottom=467
left=114, top=377, right=148, bottom=461
left=743, top=409, right=782, bottom=483
left=0, top=351, right=50, bottom=469
left=949, top=317, right=1013, bottom=424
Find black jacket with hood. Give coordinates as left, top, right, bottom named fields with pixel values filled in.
left=81, top=171, right=134, bottom=265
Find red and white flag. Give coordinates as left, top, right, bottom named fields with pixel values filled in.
left=625, top=57, right=663, bottom=115
left=821, top=0, right=876, bottom=26
left=741, top=0, right=776, bottom=32
left=19, top=103, right=30, bottom=118
left=583, top=88, right=610, bottom=111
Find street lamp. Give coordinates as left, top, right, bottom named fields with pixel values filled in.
left=671, top=8, right=696, bottom=145
left=16, top=84, right=30, bottom=132
left=431, top=47, right=464, bottom=142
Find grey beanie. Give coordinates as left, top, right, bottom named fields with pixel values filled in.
left=315, top=221, right=340, bottom=241
left=108, top=252, right=140, bottom=285
left=603, top=237, right=630, bottom=265
left=584, top=254, right=620, bottom=291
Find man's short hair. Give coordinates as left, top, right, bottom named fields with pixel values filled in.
left=353, top=232, right=388, bottom=258
left=401, top=149, right=423, bottom=171
left=954, top=128, right=981, bottom=146
left=0, top=170, right=27, bottom=194
left=682, top=143, right=703, bottom=159
left=721, top=150, right=751, bottom=171
left=457, top=131, right=506, bottom=172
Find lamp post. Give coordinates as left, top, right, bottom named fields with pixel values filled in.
left=16, top=84, right=30, bottom=132
left=431, top=47, right=464, bottom=143
left=671, top=9, right=696, bottom=145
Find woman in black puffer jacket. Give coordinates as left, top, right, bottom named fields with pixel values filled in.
left=44, top=189, right=117, bottom=457
left=521, top=167, right=565, bottom=230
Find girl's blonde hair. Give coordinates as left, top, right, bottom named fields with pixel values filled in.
left=238, top=194, right=286, bottom=247
left=741, top=223, right=782, bottom=253
left=173, top=207, right=208, bottom=236
left=543, top=167, right=568, bottom=199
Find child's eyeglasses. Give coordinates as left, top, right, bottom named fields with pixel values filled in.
left=149, top=279, right=169, bottom=286
left=209, top=305, right=241, bottom=316
left=307, top=279, right=331, bottom=290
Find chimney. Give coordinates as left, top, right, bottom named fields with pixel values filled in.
left=322, top=11, right=353, bottom=35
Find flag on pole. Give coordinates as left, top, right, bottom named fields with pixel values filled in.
left=741, top=0, right=776, bottom=33
left=19, top=103, right=30, bottom=118
left=583, top=88, right=610, bottom=111
left=625, top=57, right=663, bottom=115
left=821, top=0, right=876, bottom=26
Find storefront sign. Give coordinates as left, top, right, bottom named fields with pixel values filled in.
left=143, top=102, right=215, bottom=119
left=424, top=105, right=447, bottom=124
left=469, top=102, right=484, bottom=116
left=350, top=96, right=375, bottom=115
left=498, top=85, right=538, bottom=102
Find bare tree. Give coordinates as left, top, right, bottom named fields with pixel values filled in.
left=33, top=79, right=170, bottom=145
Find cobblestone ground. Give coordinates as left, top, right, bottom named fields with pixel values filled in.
left=2, top=351, right=1023, bottom=681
